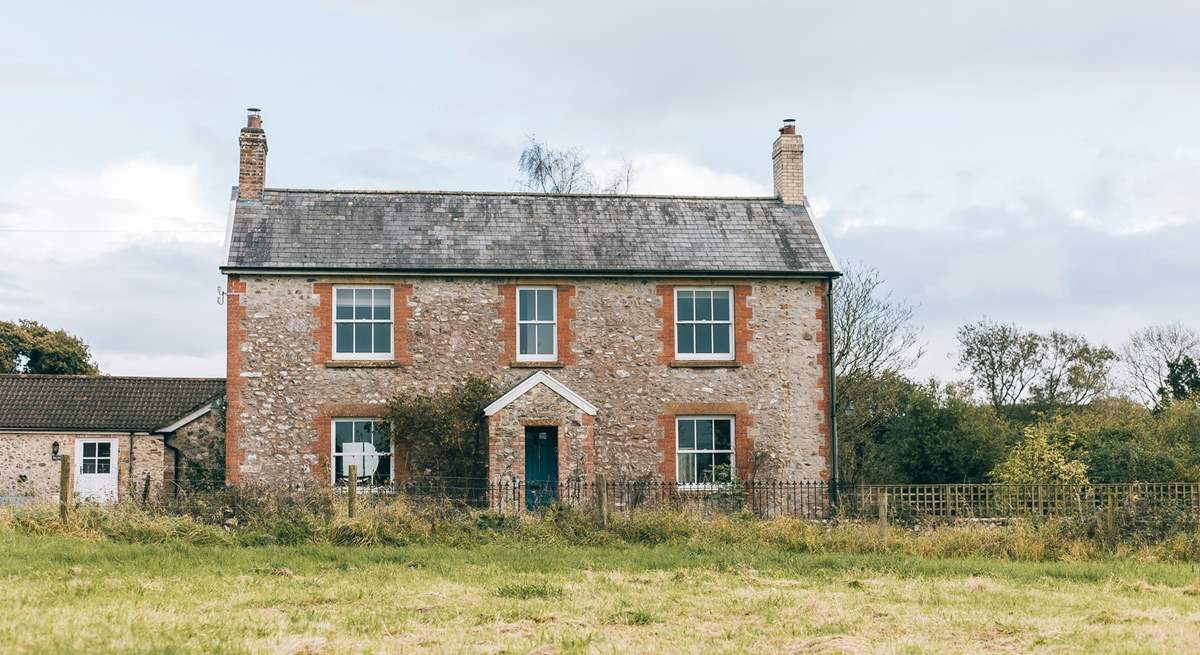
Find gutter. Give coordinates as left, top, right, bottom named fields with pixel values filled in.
left=826, top=279, right=839, bottom=500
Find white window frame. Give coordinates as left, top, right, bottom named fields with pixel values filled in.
left=332, top=285, right=394, bottom=361
left=330, top=418, right=393, bottom=486
left=674, top=287, right=735, bottom=361
left=675, top=415, right=736, bottom=488
left=516, top=286, right=558, bottom=362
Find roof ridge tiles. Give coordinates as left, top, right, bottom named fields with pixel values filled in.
left=260, top=188, right=782, bottom=201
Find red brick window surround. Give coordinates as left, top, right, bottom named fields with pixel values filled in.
left=498, top=283, right=576, bottom=366
left=656, top=284, right=753, bottom=365
left=313, top=280, right=412, bottom=366
left=657, top=402, right=754, bottom=483
left=312, top=402, right=407, bottom=485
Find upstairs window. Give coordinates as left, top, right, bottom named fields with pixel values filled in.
left=675, top=288, right=733, bottom=360
left=332, top=419, right=392, bottom=486
left=676, top=417, right=734, bottom=485
left=334, top=287, right=392, bottom=359
left=517, top=287, right=557, bottom=361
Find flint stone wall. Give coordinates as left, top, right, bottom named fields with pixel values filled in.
left=227, top=275, right=828, bottom=485
left=0, top=432, right=166, bottom=502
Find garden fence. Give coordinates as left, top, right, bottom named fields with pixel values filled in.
left=181, top=476, right=1200, bottom=523
left=131, top=466, right=1200, bottom=524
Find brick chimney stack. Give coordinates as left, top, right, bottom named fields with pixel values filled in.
left=772, top=119, right=804, bottom=204
left=238, top=108, right=267, bottom=200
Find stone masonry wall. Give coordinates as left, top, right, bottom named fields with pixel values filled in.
left=487, top=383, right=595, bottom=483
left=226, top=275, right=830, bottom=486
left=0, top=432, right=167, bottom=502
left=165, top=409, right=225, bottom=490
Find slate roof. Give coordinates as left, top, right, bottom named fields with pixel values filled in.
left=223, top=189, right=838, bottom=276
left=0, top=375, right=224, bottom=432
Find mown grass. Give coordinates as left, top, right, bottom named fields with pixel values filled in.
left=3, top=534, right=1200, bottom=654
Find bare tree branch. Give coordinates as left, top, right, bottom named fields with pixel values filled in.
left=1119, top=323, right=1200, bottom=406
left=955, top=318, right=1043, bottom=410
left=833, top=261, right=924, bottom=379
left=516, top=137, right=634, bottom=194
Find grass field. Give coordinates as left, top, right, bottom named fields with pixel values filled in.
left=3, top=535, right=1200, bottom=654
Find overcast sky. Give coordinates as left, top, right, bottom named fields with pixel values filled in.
left=2, top=1, right=1197, bottom=380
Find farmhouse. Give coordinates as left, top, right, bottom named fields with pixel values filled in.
left=221, top=110, right=839, bottom=495
left=0, top=375, right=225, bottom=503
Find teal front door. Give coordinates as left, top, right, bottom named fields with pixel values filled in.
left=524, top=426, right=559, bottom=510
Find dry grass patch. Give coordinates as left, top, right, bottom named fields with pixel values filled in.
left=3, top=535, right=1200, bottom=653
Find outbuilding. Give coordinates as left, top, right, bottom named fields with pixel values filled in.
left=0, top=375, right=225, bottom=504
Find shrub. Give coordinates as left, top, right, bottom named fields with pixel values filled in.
left=992, top=423, right=1088, bottom=485
left=4, top=490, right=1199, bottom=563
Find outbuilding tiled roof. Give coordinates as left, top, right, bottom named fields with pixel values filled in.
left=223, top=189, right=838, bottom=276
left=0, top=375, right=224, bottom=432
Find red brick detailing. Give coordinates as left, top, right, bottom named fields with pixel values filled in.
left=814, top=281, right=833, bottom=481
left=313, top=282, right=332, bottom=364
left=312, top=402, right=390, bottom=485
left=657, top=402, right=755, bottom=483
left=498, top=283, right=576, bottom=366
left=732, top=284, right=754, bottom=365
left=555, top=285, right=578, bottom=365
left=656, top=284, right=754, bottom=364
left=655, top=285, right=675, bottom=364
left=224, top=277, right=247, bottom=484
left=313, top=280, right=412, bottom=365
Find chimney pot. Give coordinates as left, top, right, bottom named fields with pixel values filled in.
left=245, top=107, right=262, bottom=129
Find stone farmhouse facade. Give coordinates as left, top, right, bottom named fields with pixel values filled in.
left=222, top=111, right=838, bottom=491
left=0, top=375, right=224, bottom=504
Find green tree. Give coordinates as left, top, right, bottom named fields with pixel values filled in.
left=881, top=381, right=1015, bottom=484
left=831, top=262, right=925, bottom=484
left=1049, top=397, right=1181, bottom=482
left=1029, top=331, right=1116, bottom=410
left=835, top=371, right=915, bottom=484
left=1159, top=355, right=1200, bottom=404
left=990, top=423, right=1089, bottom=485
left=956, top=318, right=1043, bottom=411
left=0, top=320, right=98, bottom=374
left=957, top=320, right=1115, bottom=415
left=381, top=377, right=497, bottom=481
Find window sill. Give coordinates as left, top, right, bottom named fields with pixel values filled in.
left=510, top=360, right=565, bottom=369
left=669, top=361, right=741, bottom=369
left=323, top=360, right=404, bottom=369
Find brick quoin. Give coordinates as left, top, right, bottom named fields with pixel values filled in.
left=312, top=402, right=392, bottom=485
left=656, top=283, right=753, bottom=364
left=497, top=283, right=577, bottom=366
left=224, top=277, right=247, bottom=484
left=313, top=280, right=413, bottom=365
left=657, top=402, right=755, bottom=483
left=814, top=281, right=833, bottom=481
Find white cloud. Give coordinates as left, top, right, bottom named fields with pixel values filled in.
left=0, top=159, right=226, bottom=377
left=0, top=159, right=224, bottom=257
left=592, top=152, right=769, bottom=197
left=94, top=351, right=224, bottom=378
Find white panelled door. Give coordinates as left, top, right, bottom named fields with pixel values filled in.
left=75, top=439, right=118, bottom=502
